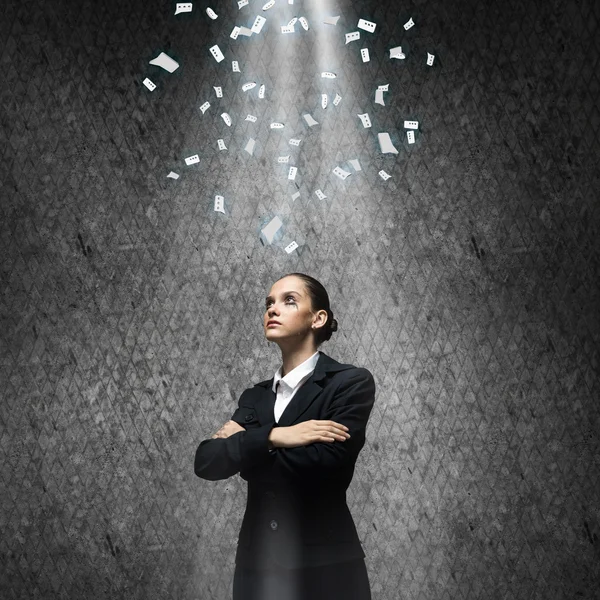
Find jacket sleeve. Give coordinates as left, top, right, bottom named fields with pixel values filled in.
left=271, top=368, right=376, bottom=482
left=194, top=390, right=276, bottom=481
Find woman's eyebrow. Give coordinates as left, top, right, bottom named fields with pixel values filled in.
left=265, top=291, right=301, bottom=301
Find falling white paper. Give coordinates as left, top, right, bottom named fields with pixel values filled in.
left=407, top=131, right=415, bottom=144
left=357, top=19, right=376, bottom=33
left=315, top=189, right=327, bottom=200
left=270, top=122, right=284, bottom=129
left=321, top=72, right=336, bottom=79
left=149, top=52, right=179, bottom=72
left=217, top=139, right=227, bottom=150
left=361, top=48, right=370, bottom=62
left=323, top=16, right=340, bottom=25
left=321, top=94, right=328, bottom=109
left=289, top=138, right=302, bottom=146
left=357, top=113, right=372, bottom=128
left=278, top=156, right=290, bottom=163
left=262, top=0, right=275, bottom=9
left=238, top=0, right=248, bottom=8
left=214, top=86, right=223, bottom=98
left=143, top=78, right=156, bottom=91
left=404, top=120, right=419, bottom=129
left=379, top=170, right=391, bottom=180
left=281, top=25, right=294, bottom=33
left=285, top=241, right=299, bottom=254
left=167, top=171, right=180, bottom=179
left=238, top=26, right=253, bottom=36
left=221, top=112, right=232, bottom=126
left=230, top=26, right=241, bottom=39
left=390, top=46, right=406, bottom=59
left=333, top=93, right=342, bottom=106
left=404, top=17, right=415, bottom=30
left=345, top=32, right=360, bottom=44
left=214, top=195, right=225, bottom=213
left=209, top=45, right=224, bottom=62
left=333, top=167, right=351, bottom=180
left=288, top=17, right=298, bottom=26
left=288, top=166, right=297, bottom=180
left=258, top=84, right=265, bottom=98
left=378, top=132, right=398, bottom=154
left=245, top=114, right=257, bottom=122
left=375, top=89, right=385, bottom=105
left=349, top=159, right=361, bottom=171
left=303, top=114, right=319, bottom=126
left=232, top=61, right=240, bottom=72
left=245, top=138, right=256, bottom=155
left=175, top=3, right=193, bottom=15
left=206, top=7, right=218, bottom=19
left=199, top=101, right=210, bottom=113
left=242, top=82, right=257, bottom=91
left=299, top=17, right=309, bottom=30
left=251, top=15, right=267, bottom=34
left=427, top=53, right=435, bottom=66
left=261, top=216, right=282, bottom=245
left=291, top=191, right=300, bottom=201
left=185, top=154, right=200, bottom=165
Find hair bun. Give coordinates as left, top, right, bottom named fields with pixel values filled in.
left=330, top=318, right=338, bottom=332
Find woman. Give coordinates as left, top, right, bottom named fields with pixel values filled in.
left=194, top=273, right=376, bottom=600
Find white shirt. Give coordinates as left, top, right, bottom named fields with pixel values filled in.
left=272, top=350, right=320, bottom=423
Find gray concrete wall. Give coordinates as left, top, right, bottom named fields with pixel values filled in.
left=1, top=0, right=598, bottom=598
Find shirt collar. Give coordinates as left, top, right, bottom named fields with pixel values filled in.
left=272, top=350, right=320, bottom=393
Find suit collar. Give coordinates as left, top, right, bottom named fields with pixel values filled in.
left=272, top=350, right=320, bottom=393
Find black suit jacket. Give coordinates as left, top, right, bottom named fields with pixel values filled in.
left=194, top=351, right=376, bottom=569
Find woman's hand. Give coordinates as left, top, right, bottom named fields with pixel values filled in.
left=270, top=420, right=351, bottom=449
left=212, top=420, right=246, bottom=439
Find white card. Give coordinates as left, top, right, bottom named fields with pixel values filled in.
left=262, top=0, right=275, bottom=9
left=258, top=84, right=265, bottom=98
left=214, top=195, right=225, bottom=213
left=269, top=123, right=284, bottom=130
left=315, top=189, right=327, bottom=200
left=217, top=139, right=227, bottom=150
left=378, top=84, right=389, bottom=91
left=206, top=7, right=218, bottom=19
left=321, top=94, right=328, bottom=109
left=214, top=86, right=223, bottom=98
left=278, top=156, right=290, bottom=163
left=323, top=16, right=340, bottom=25
left=357, top=19, right=376, bottom=33
left=245, top=138, right=256, bottom=155
left=291, top=191, right=300, bottom=201
left=378, top=132, right=398, bottom=154
left=262, top=216, right=282, bottom=244
left=288, top=166, right=297, bottom=180
left=375, top=89, right=384, bottom=105
left=333, top=93, right=342, bottom=106
left=221, top=112, right=232, bottom=126
left=209, top=45, right=224, bottom=62
left=252, top=15, right=266, bottom=34
left=149, top=52, right=179, bottom=72
left=345, top=31, right=360, bottom=44
left=361, top=48, right=370, bottom=62
left=230, top=26, right=241, bottom=39
left=143, top=78, right=156, bottom=91
left=242, top=81, right=256, bottom=91
left=404, top=120, right=419, bottom=129
left=238, top=0, right=248, bottom=8
left=238, top=26, right=253, bottom=36
left=167, top=171, right=179, bottom=179
left=303, top=113, right=319, bottom=126
left=289, top=138, right=301, bottom=146
left=404, top=18, right=414, bottom=30
left=390, top=46, right=405, bottom=59
left=288, top=17, right=298, bottom=26
left=232, top=60, right=240, bottom=72
left=175, top=3, right=193, bottom=15
left=285, top=241, right=299, bottom=254
left=299, top=17, right=309, bottom=30
left=333, top=167, right=351, bottom=180
left=199, top=101, right=210, bottom=113
left=321, top=72, right=336, bottom=78
left=427, top=52, right=435, bottom=66
left=185, top=154, right=200, bottom=165
left=357, top=113, right=371, bottom=128
left=349, top=159, right=361, bottom=171
left=281, top=25, right=294, bottom=33
left=245, top=114, right=257, bottom=122
left=407, top=130, right=415, bottom=144
left=379, top=170, right=391, bottom=180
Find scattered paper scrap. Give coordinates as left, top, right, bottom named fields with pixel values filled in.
left=262, top=0, right=275, bottom=9
left=291, top=191, right=300, bottom=201
left=258, top=84, right=265, bottom=98
left=252, top=15, right=267, bottom=34
left=299, top=17, right=309, bottom=30
left=242, top=82, right=257, bottom=91
left=349, top=159, right=361, bottom=171
left=232, top=61, right=240, bottom=72
left=361, top=48, right=370, bottom=62
left=345, top=32, right=360, bottom=44
left=149, top=52, right=179, bottom=72
left=288, top=17, right=298, bottom=26
left=427, top=52, right=435, bottom=66
left=217, top=139, right=227, bottom=150
left=404, top=17, right=414, bottom=30
left=285, top=241, right=299, bottom=254
left=315, top=189, right=327, bottom=200
left=238, top=26, right=253, bottom=36
left=175, top=3, right=193, bottom=15
left=281, top=25, right=294, bottom=33
left=221, top=112, right=232, bottom=126
left=245, top=138, right=256, bottom=155
left=231, top=26, right=241, bottom=39
left=303, top=113, right=319, bottom=126
left=333, top=93, right=342, bottom=106
left=278, top=156, right=290, bottom=163
left=322, top=94, right=328, bottom=109
left=375, top=85, right=388, bottom=106
left=261, top=216, right=282, bottom=245
left=379, top=170, right=391, bottom=180
left=358, top=19, right=376, bottom=33
left=289, top=138, right=302, bottom=146
left=378, top=132, right=398, bottom=154
left=270, top=122, right=284, bottom=129
left=214, top=195, right=225, bottom=213
left=167, top=171, right=179, bottom=179
left=245, top=114, right=257, bottom=122
left=199, top=101, right=210, bottom=114
left=209, top=45, right=224, bottom=62
left=357, top=113, right=372, bottom=128
left=404, top=120, right=419, bottom=129
left=185, top=154, right=200, bottom=165
left=333, top=167, right=351, bottom=180
left=390, top=46, right=406, bottom=59
left=321, top=72, right=336, bottom=79
left=323, top=16, right=340, bottom=25
left=238, top=0, right=248, bottom=8
left=288, top=166, right=297, bottom=180
left=206, top=7, right=218, bottom=19
left=407, top=131, right=415, bottom=144
left=143, top=78, right=156, bottom=91
left=214, top=86, right=223, bottom=98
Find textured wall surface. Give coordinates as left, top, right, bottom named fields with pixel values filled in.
left=1, top=0, right=599, bottom=598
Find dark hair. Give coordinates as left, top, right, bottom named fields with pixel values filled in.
left=281, top=273, right=338, bottom=346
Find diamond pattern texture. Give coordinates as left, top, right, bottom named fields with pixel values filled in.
left=1, top=0, right=599, bottom=598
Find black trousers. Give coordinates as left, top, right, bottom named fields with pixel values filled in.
left=233, top=557, right=372, bottom=600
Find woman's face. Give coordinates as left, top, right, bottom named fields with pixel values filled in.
left=264, top=277, right=327, bottom=341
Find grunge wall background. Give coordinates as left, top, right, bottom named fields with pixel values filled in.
left=1, top=0, right=599, bottom=598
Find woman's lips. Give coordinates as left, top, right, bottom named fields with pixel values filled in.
left=267, top=323, right=280, bottom=327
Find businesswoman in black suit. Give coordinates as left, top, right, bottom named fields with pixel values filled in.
left=194, top=272, right=376, bottom=600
